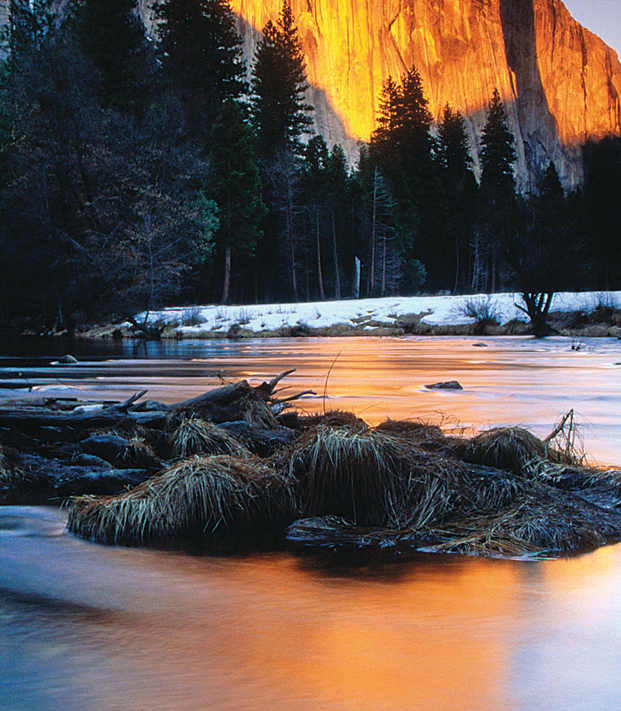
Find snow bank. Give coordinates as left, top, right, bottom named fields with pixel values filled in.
left=136, top=291, right=621, bottom=336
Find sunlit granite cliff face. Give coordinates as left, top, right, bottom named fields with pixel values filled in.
left=2, top=0, right=620, bottom=187
left=230, top=0, right=621, bottom=188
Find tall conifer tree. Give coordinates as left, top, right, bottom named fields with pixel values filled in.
left=76, top=0, right=152, bottom=112
left=476, top=88, right=517, bottom=292
left=250, top=0, right=313, bottom=301
left=156, top=0, right=246, bottom=141
left=480, top=88, right=517, bottom=202
left=251, top=0, right=313, bottom=159
left=208, top=99, right=266, bottom=304
left=438, top=103, right=477, bottom=292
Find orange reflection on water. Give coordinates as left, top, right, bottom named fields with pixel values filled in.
left=95, top=552, right=524, bottom=710
left=225, top=558, right=521, bottom=710
left=5, top=505, right=621, bottom=711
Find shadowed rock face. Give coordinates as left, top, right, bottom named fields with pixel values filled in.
left=229, top=0, right=621, bottom=188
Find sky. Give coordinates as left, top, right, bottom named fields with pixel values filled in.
left=563, top=0, right=621, bottom=56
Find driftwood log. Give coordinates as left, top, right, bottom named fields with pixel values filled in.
left=0, top=371, right=313, bottom=501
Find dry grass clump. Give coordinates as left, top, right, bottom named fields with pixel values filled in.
left=426, top=484, right=621, bottom=556
left=300, top=410, right=369, bottom=431
left=289, top=427, right=414, bottom=526
left=171, top=417, right=248, bottom=458
left=66, top=454, right=296, bottom=545
left=289, top=426, right=534, bottom=531
left=239, top=396, right=278, bottom=429
left=287, top=465, right=621, bottom=557
left=457, top=426, right=573, bottom=478
left=375, top=419, right=448, bottom=452
left=116, top=436, right=162, bottom=470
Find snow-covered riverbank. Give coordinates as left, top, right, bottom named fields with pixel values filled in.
left=98, top=291, right=621, bottom=339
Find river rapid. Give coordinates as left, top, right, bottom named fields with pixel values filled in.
left=2, top=335, right=621, bottom=710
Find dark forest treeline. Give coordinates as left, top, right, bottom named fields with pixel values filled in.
left=0, top=0, right=619, bottom=333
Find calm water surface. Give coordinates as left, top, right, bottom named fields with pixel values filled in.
left=2, top=336, right=621, bottom=710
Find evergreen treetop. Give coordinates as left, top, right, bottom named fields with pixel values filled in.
left=480, top=88, right=517, bottom=200
left=373, top=75, right=400, bottom=145
left=75, top=0, right=152, bottom=112
left=251, top=0, right=313, bottom=159
left=395, top=67, right=433, bottom=143
left=438, top=104, right=472, bottom=176
left=540, top=161, right=564, bottom=200
left=155, top=0, right=246, bottom=139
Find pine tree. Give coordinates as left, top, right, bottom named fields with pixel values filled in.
left=480, top=88, right=517, bottom=202
left=325, top=144, right=349, bottom=298
left=369, top=64, right=456, bottom=290
left=76, top=0, right=153, bottom=112
left=438, top=104, right=472, bottom=190
left=208, top=99, right=266, bottom=303
left=251, top=0, right=313, bottom=160
left=540, top=161, right=564, bottom=201
left=393, top=66, right=433, bottom=169
left=372, top=76, right=400, bottom=149
left=477, top=88, right=517, bottom=292
left=438, top=103, right=478, bottom=292
left=250, top=0, right=313, bottom=301
left=156, top=0, right=246, bottom=141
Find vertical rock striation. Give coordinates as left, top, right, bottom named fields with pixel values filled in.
left=230, top=0, right=621, bottom=188
left=2, top=0, right=619, bottom=187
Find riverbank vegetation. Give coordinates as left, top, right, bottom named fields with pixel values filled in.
left=1, top=372, right=621, bottom=558
left=1, top=0, right=621, bottom=336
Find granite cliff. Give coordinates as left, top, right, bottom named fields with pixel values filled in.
left=229, top=0, right=621, bottom=188
left=3, top=0, right=620, bottom=187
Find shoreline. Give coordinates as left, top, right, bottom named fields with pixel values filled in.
left=81, top=291, right=621, bottom=340
left=8, top=291, right=621, bottom=341
left=81, top=318, right=621, bottom=340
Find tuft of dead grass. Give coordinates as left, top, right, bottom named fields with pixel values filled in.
left=300, top=410, right=369, bottom=431
left=66, top=454, right=296, bottom=545
left=238, top=397, right=279, bottom=429
left=456, top=426, right=568, bottom=478
left=375, top=419, right=447, bottom=452
left=424, top=483, right=621, bottom=556
left=116, top=436, right=162, bottom=470
left=171, top=417, right=248, bottom=458
left=289, top=427, right=408, bottom=526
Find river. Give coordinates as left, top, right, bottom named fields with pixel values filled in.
left=1, top=335, right=621, bottom=710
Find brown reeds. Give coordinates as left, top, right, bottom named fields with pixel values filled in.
left=300, top=410, right=369, bottom=431
left=66, top=454, right=296, bottom=545
left=289, top=427, right=408, bottom=526
left=239, top=396, right=279, bottom=429
left=116, top=436, right=162, bottom=470
left=60, top=398, right=621, bottom=558
left=375, top=419, right=448, bottom=452
left=458, top=426, right=549, bottom=474
left=425, top=484, right=621, bottom=556
left=171, top=416, right=248, bottom=458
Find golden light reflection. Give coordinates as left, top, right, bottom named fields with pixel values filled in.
left=89, top=550, right=524, bottom=710
left=7, top=509, right=621, bottom=710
